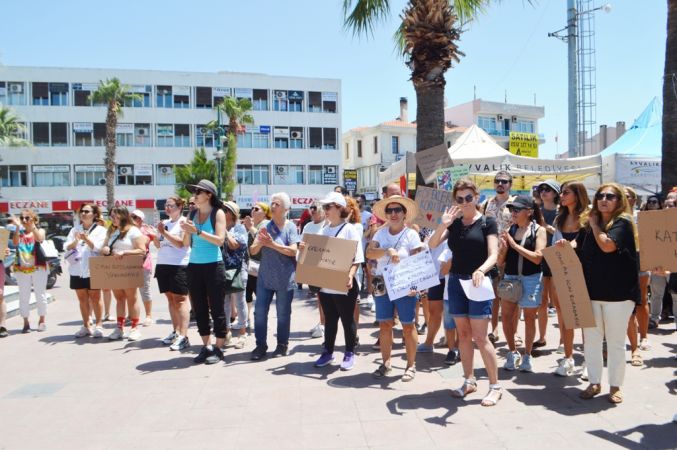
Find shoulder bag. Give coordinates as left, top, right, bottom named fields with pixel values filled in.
left=497, top=222, right=534, bottom=303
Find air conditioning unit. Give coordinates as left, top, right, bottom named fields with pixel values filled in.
left=326, top=166, right=336, bottom=174
left=511, top=116, right=518, bottom=123
left=160, top=166, right=172, bottom=175
left=497, top=114, right=504, bottom=121
left=118, top=166, right=132, bottom=176
left=9, top=83, right=23, bottom=93
left=275, top=90, right=287, bottom=99
left=136, top=127, right=149, bottom=136
left=276, top=166, right=288, bottom=175
left=98, top=178, right=106, bottom=186
left=290, top=130, right=302, bottom=139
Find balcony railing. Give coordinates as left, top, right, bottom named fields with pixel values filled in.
left=482, top=128, right=545, bottom=139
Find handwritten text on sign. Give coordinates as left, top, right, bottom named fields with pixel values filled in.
left=383, top=250, right=440, bottom=300
left=414, top=186, right=453, bottom=229
left=295, top=234, right=357, bottom=293
left=415, top=144, right=453, bottom=185
left=542, top=243, right=595, bottom=329
left=637, top=208, right=677, bottom=272
left=89, top=255, right=145, bottom=290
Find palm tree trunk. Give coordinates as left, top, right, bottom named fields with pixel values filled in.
left=415, top=81, right=446, bottom=188
left=663, top=0, right=677, bottom=195
left=104, top=102, right=117, bottom=208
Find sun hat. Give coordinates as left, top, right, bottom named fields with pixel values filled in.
left=372, top=195, right=419, bottom=222
left=506, top=195, right=535, bottom=210
left=318, top=191, right=347, bottom=208
left=185, top=179, right=218, bottom=196
left=538, top=179, right=561, bottom=194
left=223, top=201, right=240, bottom=217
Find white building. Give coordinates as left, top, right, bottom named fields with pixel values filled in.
left=342, top=98, right=465, bottom=196
left=0, top=66, right=342, bottom=215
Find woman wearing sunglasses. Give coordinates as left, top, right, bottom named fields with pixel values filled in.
left=244, top=202, right=271, bottom=330
left=102, top=206, right=148, bottom=341
left=574, top=183, right=639, bottom=403
left=366, top=195, right=422, bottom=382
left=10, top=210, right=48, bottom=333
left=65, top=203, right=108, bottom=338
left=497, top=196, right=547, bottom=373
left=429, top=178, right=502, bottom=406
left=153, top=196, right=190, bottom=351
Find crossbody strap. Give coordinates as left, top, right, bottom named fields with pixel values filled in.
left=516, top=222, right=534, bottom=276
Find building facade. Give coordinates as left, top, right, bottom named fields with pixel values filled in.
left=0, top=66, right=342, bottom=214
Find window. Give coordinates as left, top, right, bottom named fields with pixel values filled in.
left=51, top=122, right=68, bottom=146
left=0, top=165, right=28, bottom=187
left=273, top=165, right=304, bottom=184
left=273, top=90, right=288, bottom=111
left=174, top=124, right=190, bottom=147
left=323, top=128, right=337, bottom=149
left=236, top=165, right=270, bottom=185
left=344, top=143, right=349, bottom=160
left=309, top=127, right=322, bottom=149
left=308, top=166, right=323, bottom=184
left=173, top=86, right=189, bottom=108
left=514, top=119, right=535, bottom=133
left=288, top=90, right=304, bottom=112
left=49, top=83, right=69, bottom=106
left=32, top=165, right=70, bottom=187
left=273, top=127, right=289, bottom=149
left=373, top=136, right=378, bottom=154
left=213, top=87, right=230, bottom=107
left=196, top=125, right=216, bottom=148
left=322, top=92, right=337, bottom=113
left=156, top=165, right=178, bottom=185
left=156, top=85, right=172, bottom=108
left=0, top=82, right=27, bottom=105
left=290, top=127, right=303, bottom=149
left=239, top=127, right=270, bottom=148
left=195, top=87, right=212, bottom=108
left=237, top=132, right=253, bottom=149
left=73, top=123, right=94, bottom=146
left=117, top=164, right=152, bottom=185
left=357, top=140, right=363, bottom=157
left=308, top=91, right=322, bottom=112
left=123, top=85, right=152, bottom=108
left=253, top=89, right=268, bottom=111
left=308, top=127, right=337, bottom=150
left=157, top=124, right=189, bottom=147
left=75, top=165, right=106, bottom=186
left=32, top=82, right=48, bottom=105
left=477, top=116, right=497, bottom=133
left=72, top=83, right=98, bottom=106
left=32, top=122, right=50, bottom=146
left=116, top=123, right=134, bottom=146
left=93, top=123, right=106, bottom=146
left=234, top=88, right=253, bottom=103
left=391, top=136, right=399, bottom=154
left=308, top=165, right=338, bottom=185
left=253, top=131, right=270, bottom=148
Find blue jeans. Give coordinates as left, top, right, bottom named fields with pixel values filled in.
left=254, top=285, right=294, bottom=349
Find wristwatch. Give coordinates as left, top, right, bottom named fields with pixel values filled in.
left=196, top=228, right=202, bottom=236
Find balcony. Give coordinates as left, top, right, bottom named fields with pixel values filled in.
left=481, top=128, right=545, bottom=139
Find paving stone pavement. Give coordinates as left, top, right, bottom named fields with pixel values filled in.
left=0, top=277, right=676, bottom=450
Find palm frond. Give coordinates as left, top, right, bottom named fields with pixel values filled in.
left=343, top=0, right=392, bottom=37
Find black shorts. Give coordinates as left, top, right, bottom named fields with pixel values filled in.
left=155, top=264, right=189, bottom=295
left=426, top=277, right=446, bottom=300
left=70, top=275, right=91, bottom=290
left=542, top=260, right=552, bottom=277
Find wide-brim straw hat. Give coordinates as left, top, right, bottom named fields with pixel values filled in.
left=372, top=195, right=419, bottom=223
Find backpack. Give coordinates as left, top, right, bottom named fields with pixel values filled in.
left=189, top=208, right=248, bottom=267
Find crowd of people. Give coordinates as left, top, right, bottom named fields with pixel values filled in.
left=1, top=175, right=676, bottom=408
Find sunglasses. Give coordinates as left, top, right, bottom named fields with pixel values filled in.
left=80, top=210, right=93, bottom=215
left=194, top=188, right=208, bottom=195
left=20, top=216, right=32, bottom=222
left=508, top=206, right=526, bottom=213
left=322, top=203, right=338, bottom=211
left=309, top=206, right=317, bottom=211
left=647, top=199, right=659, bottom=204
left=494, top=179, right=511, bottom=185
left=252, top=206, right=261, bottom=211
left=539, top=185, right=553, bottom=193
left=131, top=215, right=141, bottom=221
left=165, top=204, right=177, bottom=209
left=385, top=206, right=404, bottom=214
left=455, top=194, right=474, bottom=204
left=595, top=192, right=618, bottom=201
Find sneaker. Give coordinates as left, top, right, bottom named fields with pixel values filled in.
left=223, top=330, right=232, bottom=347
left=519, top=354, right=534, bottom=372
left=194, top=346, right=212, bottom=364
left=205, top=346, right=224, bottom=364
left=250, top=346, right=267, bottom=361
left=639, top=338, right=651, bottom=351
left=37, top=322, right=46, bottom=332
left=0, top=327, right=8, bottom=338
left=555, top=358, right=575, bottom=377
left=417, top=343, right=434, bottom=353
left=444, top=349, right=459, bottom=365
left=547, top=307, right=557, bottom=317
left=162, top=331, right=178, bottom=345
left=233, top=335, right=246, bottom=350
left=340, top=352, right=356, bottom=371
left=580, top=363, right=589, bottom=381
left=310, top=323, right=324, bottom=339
left=127, top=328, right=142, bottom=341
left=103, top=314, right=111, bottom=322
left=92, top=327, right=104, bottom=338
left=416, top=323, right=427, bottom=335
left=370, top=301, right=376, bottom=313
left=435, top=335, right=447, bottom=348
left=556, top=343, right=565, bottom=354
left=504, top=351, right=521, bottom=371
left=142, top=317, right=154, bottom=327
left=22, top=324, right=31, bottom=334
left=170, top=335, right=189, bottom=351
left=272, top=344, right=288, bottom=357
left=74, top=326, right=92, bottom=338
left=314, top=351, right=334, bottom=367
left=108, top=328, right=123, bottom=340
left=371, top=338, right=380, bottom=350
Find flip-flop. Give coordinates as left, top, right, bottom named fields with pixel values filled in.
left=401, top=366, right=416, bottom=382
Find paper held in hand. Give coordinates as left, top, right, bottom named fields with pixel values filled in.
left=295, top=234, right=358, bottom=293
left=637, top=208, right=677, bottom=272
left=89, top=255, right=145, bottom=290
left=542, top=242, right=595, bottom=329
left=383, top=250, right=439, bottom=300
left=0, top=229, right=9, bottom=261
left=459, top=277, right=494, bottom=302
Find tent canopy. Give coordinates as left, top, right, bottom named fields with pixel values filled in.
left=600, top=97, right=661, bottom=157
left=448, top=125, right=510, bottom=159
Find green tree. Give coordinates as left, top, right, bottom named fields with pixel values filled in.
left=663, top=0, right=677, bottom=195
left=343, top=0, right=489, bottom=186
left=0, top=105, right=30, bottom=147
left=89, top=78, right=142, bottom=208
left=174, top=147, right=217, bottom=199
left=213, top=96, right=254, bottom=198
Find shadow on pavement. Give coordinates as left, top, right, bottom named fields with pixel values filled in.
left=385, top=389, right=460, bottom=426
left=588, top=422, right=677, bottom=450
left=39, top=334, right=92, bottom=346
left=268, top=361, right=340, bottom=381
left=136, top=356, right=194, bottom=373
left=328, top=371, right=398, bottom=390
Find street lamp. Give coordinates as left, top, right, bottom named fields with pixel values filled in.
left=549, top=1, right=611, bottom=158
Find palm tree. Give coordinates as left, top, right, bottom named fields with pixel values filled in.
left=343, top=0, right=489, bottom=186
left=89, top=78, right=142, bottom=208
left=174, top=148, right=217, bottom=199
left=663, top=0, right=677, bottom=195
left=0, top=105, right=30, bottom=147
left=213, top=96, right=254, bottom=198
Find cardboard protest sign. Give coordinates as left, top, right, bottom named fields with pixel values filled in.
left=295, top=234, right=358, bottom=293
left=90, top=255, right=145, bottom=289
left=542, top=243, right=595, bottom=329
left=415, top=144, right=453, bottom=185
left=638, top=208, right=677, bottom=272
left=436, top=165, right=470, bottom=191
left=0, top=229, right=9, bottom=260
left=383, top=249, right=439, bottom=299
left=414, top=186, right=453, bottom=229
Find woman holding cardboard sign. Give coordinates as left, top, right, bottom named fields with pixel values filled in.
left=366, top=195, right=422, bottom=382
left=102, top=206, right=147, bottom=342
left=574, top=183, right=639, bottom=404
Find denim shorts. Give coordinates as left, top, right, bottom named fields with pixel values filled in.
left=503, top=273, right=543, bottom=309
left=442, top=299, right=457, bottom=330
left=374, top=292, right=418, bottom=324
left=447, top=274, right=492, bottom=319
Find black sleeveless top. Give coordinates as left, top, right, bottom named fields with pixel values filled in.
left=505, top=222, right=541, bottom=276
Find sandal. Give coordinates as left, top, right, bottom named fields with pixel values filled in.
left=608, top=388, right=623, bottom=404
left=533, top=340, right=546, bottom=348
left=579, top=384, right=601, bottom=399
left=450, top=377, right=478, bottom=398
left=401, top=366, right=416, bottom=382
left=372, top=364, right=392, bottom=379
left=631, top=351, right=643, bottom=367
left=488, top=333, right=499, bottom=344
left=515, top=335, right=524, bottom=347
left=481, top=385, right=503, bottom=407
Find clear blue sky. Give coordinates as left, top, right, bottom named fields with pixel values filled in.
left=0, top=0, right=666, bottom=158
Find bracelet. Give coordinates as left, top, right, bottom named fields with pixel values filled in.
left=196, top=228, right=202, bottom=236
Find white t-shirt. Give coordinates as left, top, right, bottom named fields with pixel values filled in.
left=108, top=226, right=143, bottom=253
left=302, top=220, right=325, bottom=236
left=156, top=217, right=190, bottom=266
left=65, top=223, right=108, bottom=278
left=319, top=222, right=365, bottom=295
left=428, top=240, right=452, bottom=277
left=371, top=227, right=422, bottom=276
